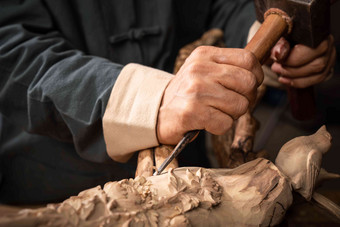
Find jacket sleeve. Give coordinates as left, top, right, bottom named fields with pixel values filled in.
left=0, top=0, right=123, bottom=162
left=209, top=0, right=256, bottom=48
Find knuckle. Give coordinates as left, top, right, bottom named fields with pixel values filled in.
left=243, top=72, right=257, bottom=92
left=201, top=111, right=212, bottom=127
left=187, top=78, right=203, bottom=95
left=180, top=101, right=208, bottom=128
left=319, top=40, right=329, bottom=53
left=313, top=58, right=327, bottom=72
left=192, top=46, right=211, bottom=58
left=219, top=120, right=233, bottom=135
left=186, top=62, right=203, bottom=75
left=208, top=118, right=233, bottom=135
left=235, top=97, right=249, bottom=117
left=180, top=103, right=195, bottom=125
left=212, top=128, right=225, bottom=136
left=242, top=51, right=258, bottom=69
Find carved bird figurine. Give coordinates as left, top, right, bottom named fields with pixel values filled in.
left=275, top=125, right=333, bottom=201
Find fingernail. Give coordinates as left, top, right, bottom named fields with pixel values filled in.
left=272, top=45, right=282, bottom=61
left=278, top=45, right=287, bottom=61
left=275, top=50, right=281, bottom=61
left=271, top=44, right=281, bottom=61
left=272, top=42, right=287, bottom=62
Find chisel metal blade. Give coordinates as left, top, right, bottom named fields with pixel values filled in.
left=153, top=130, right=199, bottom=176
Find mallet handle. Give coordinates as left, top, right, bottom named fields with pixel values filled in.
left=246, top=13, right=315, bottom=120
left=288, top=86, right=315, bottom=120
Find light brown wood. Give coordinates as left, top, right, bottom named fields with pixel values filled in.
left=275, top=126, right=332, bottom=200
left=154, top=145, right=178, bottom=173
left=275, top=125, right=340, bottom=221
left=313, top=192, right=340, bottom=220
left=211, top=125, right=235, bottom=167
left=0, top=159, right=293, bottom=226
left=135, top=149, right=154, bottom=178
left=1, top=126, right=339, bottom=226
left=231, top=111, right=259, bottom=153
left=230, top=83, right=266, bottom=155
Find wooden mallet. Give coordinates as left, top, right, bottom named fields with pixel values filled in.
left=250, top=0, right=330, bottom=120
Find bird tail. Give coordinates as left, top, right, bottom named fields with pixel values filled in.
left=317, top=168, right=340, bottom=185
left=312, top=192, right=340, bottom=221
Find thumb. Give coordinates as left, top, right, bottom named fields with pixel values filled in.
left=270, top=37, right=290, bottom=63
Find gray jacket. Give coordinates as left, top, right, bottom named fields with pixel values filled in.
left=0, top=0, right=255, bottom=203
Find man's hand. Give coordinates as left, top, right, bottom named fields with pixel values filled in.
left=156, top=46, right=263, bottom=145
left=270, top=35, right=336, bottom=88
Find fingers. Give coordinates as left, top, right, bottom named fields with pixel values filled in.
left=186, top=78, right=250, bottom=120
left=157, top=46, right=263, bottom=144
left=156, top=93, right=238, bottom=144
left=272, top=49, right=330, bottom=78
left=178, top=46, right=261, bottom=105
left=189, top=46, right=264, bottom=85
left=174, top=64, right=252, bottom=120
left=204, top=108, right=233, bottom=135
left=278, top=47, right=336, bottom=88
left=283, top=35, right=332, bottom=67
left=270, top=37, right=290, bottom=62
left=271, top=35, right=336, bottom=88
left=215, top=64, right=258, bottom=104
left=177, top=97, right=241, bottom=136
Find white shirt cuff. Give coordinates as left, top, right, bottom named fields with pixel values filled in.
left=103, top=63, right=173, bottom=162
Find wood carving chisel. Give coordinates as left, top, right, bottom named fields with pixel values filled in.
left=153, top=130, right=199, bottom=175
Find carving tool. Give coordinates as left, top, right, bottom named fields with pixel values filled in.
left=153, top=130, right=199, bottom=175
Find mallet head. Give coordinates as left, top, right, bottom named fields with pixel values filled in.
left=254, top=0, right=330, bottom=47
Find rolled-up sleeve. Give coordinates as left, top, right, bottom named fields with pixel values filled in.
left=103, top=63, right=173, bottom=162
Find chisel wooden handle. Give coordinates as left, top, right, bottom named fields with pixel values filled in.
left=245, top=12, right=288, bottom=64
